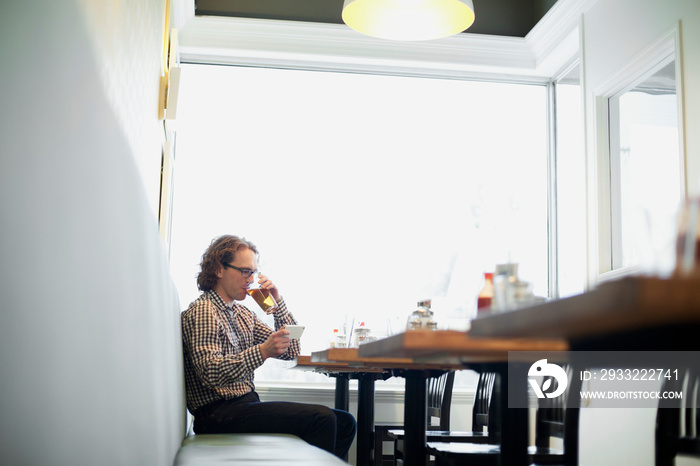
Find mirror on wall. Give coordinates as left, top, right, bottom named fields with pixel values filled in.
left=607, top=54, right=682, bottom=276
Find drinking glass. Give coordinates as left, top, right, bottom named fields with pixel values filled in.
left=246, top=277, right=278, bottom=314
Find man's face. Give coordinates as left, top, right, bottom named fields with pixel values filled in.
left=213, top=247, right=258, bottom=304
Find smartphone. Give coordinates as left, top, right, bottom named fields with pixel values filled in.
left=284, top=325, right=305, bottom=339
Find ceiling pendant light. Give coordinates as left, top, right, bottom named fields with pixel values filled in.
left=342, top=0, right=475, bottom=41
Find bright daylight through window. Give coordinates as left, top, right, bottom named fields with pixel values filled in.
left=169, top=64, right=548, bottom=385
left=555, top=64, right=586, bottom=298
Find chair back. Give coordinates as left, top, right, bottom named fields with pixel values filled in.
left=656, top=368, right=700, bottom=466
left=534, top=380, right=566, bottom=447
left=472, top=372, right=497, bottom=434
left=534, top=363, right=579, bottom=465
left=427, top=371, right=456, bottom=430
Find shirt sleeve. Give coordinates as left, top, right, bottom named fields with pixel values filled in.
left=182, top=301, right=264, bottom=389
left=270, top=298, right=301, bottom=359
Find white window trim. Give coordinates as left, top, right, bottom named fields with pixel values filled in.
left=256, top=384, right=478, bottom=404
left=548, top=57, right=585, bottom=299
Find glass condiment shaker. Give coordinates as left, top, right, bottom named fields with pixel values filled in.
left=353, top=322, right=371, bottom=347
left=407, top=300, right=437, bottom=330
left=335, top=333, right=347, bottom=348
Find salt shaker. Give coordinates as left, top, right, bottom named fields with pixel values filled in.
left=407, top=300, right=437, bottom=330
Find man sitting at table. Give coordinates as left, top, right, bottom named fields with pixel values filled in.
left=181, top=235, right=356, bottom=459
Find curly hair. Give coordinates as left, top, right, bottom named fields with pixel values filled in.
left=196, top=235, right=259, bottom=292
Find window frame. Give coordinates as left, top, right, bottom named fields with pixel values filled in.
left=169, top=16, right=586, bottom=388
left=170, top=64, right=553, bottom=388
left=592, top=24, right=685, bottom=283
left=550, top=59, right=586, bottom=299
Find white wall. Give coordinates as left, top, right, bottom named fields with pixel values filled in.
left=76, top=0, right=171, bottom=218
left=583, top=0, right=700, bottom=191
left=579, top=1, right=700, bottom=465
left=0, top=1, right=184, bottom=465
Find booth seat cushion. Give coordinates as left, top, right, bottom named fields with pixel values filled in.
left=174, top=433, right=348, bottom=465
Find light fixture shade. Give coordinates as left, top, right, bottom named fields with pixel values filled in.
left=342, top=0, right=475, bottom=41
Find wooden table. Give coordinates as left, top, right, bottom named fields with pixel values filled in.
left=358, top=329, right=568, bottom=360
left=469, top=276, right=700, bottom=350
left=356, top=331, right=568, bottom=466
left=293, top=353, right=399, bottom=466
left=306, top=348, right=465, bottom=466
left=311, top=347, right=467, bottom=369
left=466, top=276, right=700, bottom=466
left=293, top=355, right=387, bottom=415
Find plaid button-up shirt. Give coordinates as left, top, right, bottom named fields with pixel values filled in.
left=181, top=290, right=300, bottom=413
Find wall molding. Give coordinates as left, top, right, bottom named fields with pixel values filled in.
left=178, top=0, right=598, bottom=83
left=593, top=23, right=679, bottom=97
left=525, top=0, right=596, bottom=74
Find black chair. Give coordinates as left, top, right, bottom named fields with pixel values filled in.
left=390, top=372, right=500, bottom=465
left=529, top=377, right=579, bottom=466
left=373, top=371, right=456, bottom=466
left=427, top=365, right=579, bottom=466
left=656, top=367, right=700, bottom=466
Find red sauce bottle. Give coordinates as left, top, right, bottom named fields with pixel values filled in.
left=477, top=272, right=494, bottom=312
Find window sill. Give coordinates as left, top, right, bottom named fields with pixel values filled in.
left=255, top=382, right=477, bottom=403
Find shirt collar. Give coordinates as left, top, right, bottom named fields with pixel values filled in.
left=205, top=290, right=233, bottom=311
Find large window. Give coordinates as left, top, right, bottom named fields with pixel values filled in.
left=554, top=63, right=586, bottom=298
left=170, top=64, right=548, bottom=384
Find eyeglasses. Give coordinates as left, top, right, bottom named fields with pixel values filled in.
left=222, top=263, right=257, bottom=278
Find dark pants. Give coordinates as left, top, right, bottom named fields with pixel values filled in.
left=193, top=391, right=356, bottom=459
